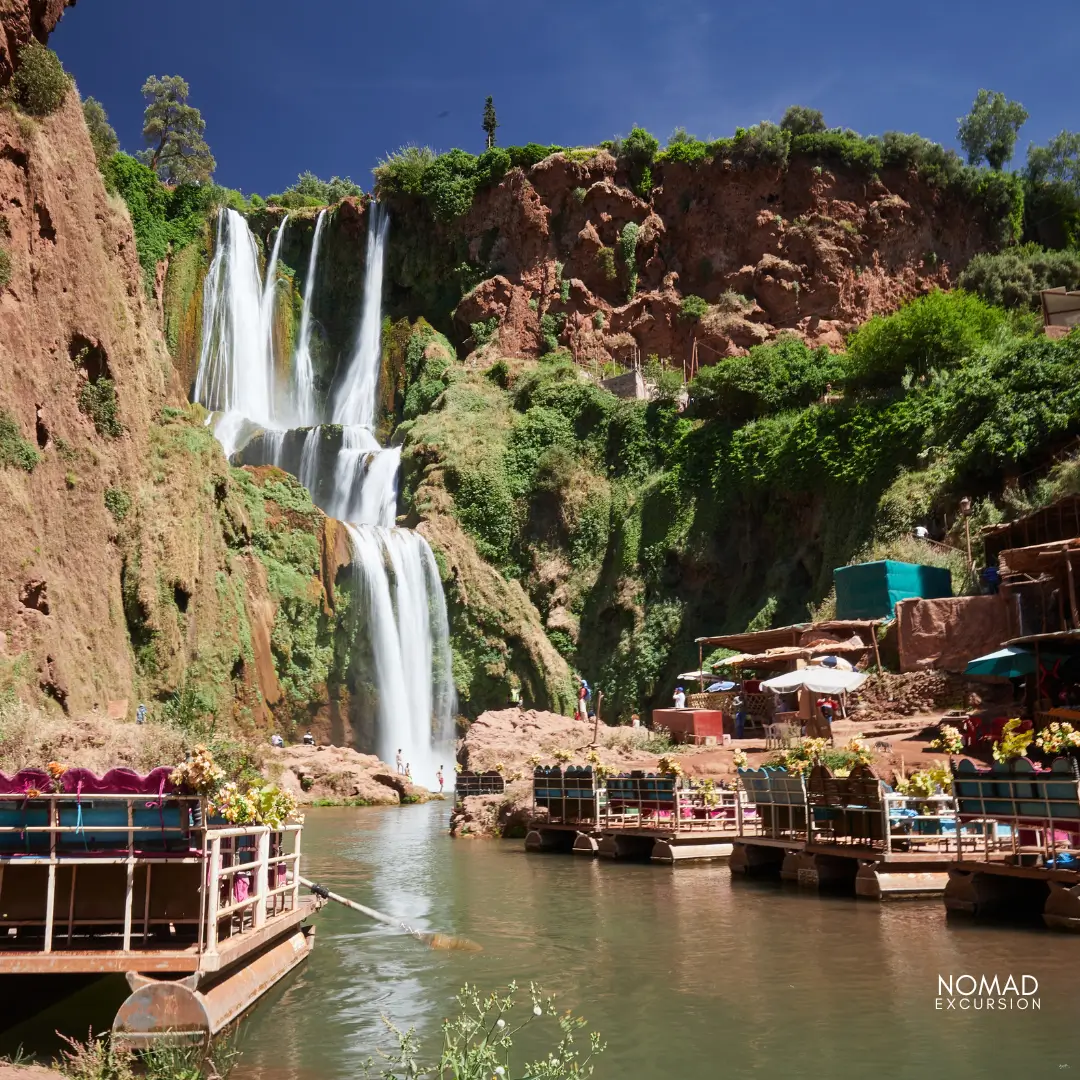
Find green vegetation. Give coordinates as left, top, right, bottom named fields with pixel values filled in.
left=106, top=152, right=219, bottom=294
left=83, top=96, right=119, bottom=171
left=957, top=245, right=1080, bottom=309
left=0, top=409, right=39, bottom=471
left=104, top=486, right=133, bottom=522
left=138, top=74, right=215, bottom=184
left=77, top=377, right=123, bottom=437
left=268, top=171, right=362, bottom=208
left=0, top=246, right=10, bottom=288
left=365, top=983, right=603, bottom=1080
left=482, top=95, right=498, bottom=149
left=11, top=42, right=71, bottom=115
left=780, top=105, right=826, bottom=136
left=957, top=89, right=1028, bottom=170
left=679, top=294, right=709, bottom=321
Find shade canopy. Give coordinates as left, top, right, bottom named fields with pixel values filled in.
left=963, top=645, right=1071, bottom=678
left=762, top=668, right=869, bottom=694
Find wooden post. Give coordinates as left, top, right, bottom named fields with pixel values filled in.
left=698, top=640, right=704, bottom=696
left=44, top=800, right=57, bottom=953
left=1066, top=551, right=1080, bottom=630
left=871, top=621, right=884, bottom=674
left=207, top=835, right=221, bottom=956
left=592, top=691, right=603, bottom=746
left=122, top=800, right=134, bottom=952
left=255, top=828, right=270, bottom=928
left=291, top=828, right=302, bottom=913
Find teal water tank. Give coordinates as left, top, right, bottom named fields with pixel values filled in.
left=833, top=560, right=952, bottom=620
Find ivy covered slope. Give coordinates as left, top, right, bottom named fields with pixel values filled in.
left=372, top=126, right=1027, bottom=365
left=393, top=286, right=1080, bottom=720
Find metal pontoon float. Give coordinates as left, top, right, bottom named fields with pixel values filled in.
left=0, top=767, right=320, bottom=1045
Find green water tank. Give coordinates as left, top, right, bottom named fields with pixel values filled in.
left=833, top=560, right=952, bottom=620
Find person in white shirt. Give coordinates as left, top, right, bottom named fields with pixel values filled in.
left=673, top=686, right=686, bottom=709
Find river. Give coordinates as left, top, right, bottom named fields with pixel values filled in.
left=231, top=804, right=1080, bottom=1079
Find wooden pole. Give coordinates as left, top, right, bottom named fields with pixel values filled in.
left=871, top=621, right=884, bottom=674
left=592, top=691, right=603, bottom=746
left=1066, top=551, right=1080, bottom=630
left=698, top=640, right=705, bottom=696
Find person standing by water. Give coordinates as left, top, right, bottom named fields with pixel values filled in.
left=436, top=766, right=444, bottom=793
left=405, top=763, right=413, bottom=782
left=576, top=680, right=589, bottom=722
left=396, top=749, right=404, bottom=774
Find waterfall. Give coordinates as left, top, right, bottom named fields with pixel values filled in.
left=293, top=208, right=328, bottom=425
left=332, top=202, right=389, bottom=428
left=194, top=208, right=288, bottom=456
left=344, top=524, right=455, bottom=785
left=193, top=202, right=455, bottom=789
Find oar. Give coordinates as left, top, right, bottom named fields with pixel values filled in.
left=300, top=876, right=482, bottom=952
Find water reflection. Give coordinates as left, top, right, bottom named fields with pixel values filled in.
left=237, top=805, right=1080, bottom=1080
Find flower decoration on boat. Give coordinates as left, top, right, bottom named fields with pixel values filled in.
left=1035, top=721, right=1080, bottom=755
left=46, top=761, right=66, bottom=779
left=170, top=744, right=226, bottom=795
left=657, top=755, right=684, bottom=778
left=992, top=718, right=1033, bottom=763
left=930, top=724, right=964, bottom=756
left=551, top=748, right=573, bottom=764
left=732, top=749, right=748, bottom=769
left=493, top=762, right=506, bottom=774
left=843, top=738, right=873, bottom=766
left=526, top=754, right=542, bottom=768
left=24, top=786, right=41, bottom=799
left=209, top=782, right=258, bottom=825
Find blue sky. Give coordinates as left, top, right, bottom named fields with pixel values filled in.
left=53, top=0, right=1077, bottom=197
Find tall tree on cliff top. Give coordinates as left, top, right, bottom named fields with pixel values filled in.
left=138, top=75, right=215, bottom=184
left=482, top=96, right=498, bottom=150
left=957, top=89, right=1028, bottom=171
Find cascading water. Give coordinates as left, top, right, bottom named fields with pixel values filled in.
left=194, top=208, right=288, bottom=456
left=193, top=202, right=455, bottom=789
left=332, top=202, right=389, bottom=428
left=292, top=208, right=328, bottom=426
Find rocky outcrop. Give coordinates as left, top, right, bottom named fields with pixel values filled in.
left=0, top=0, right=75, bottom=86
left=270, top=743, right=433, bottom=806
left=372, top=149, right=1002, bottom=367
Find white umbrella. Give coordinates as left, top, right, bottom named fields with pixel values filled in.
left=762, top=668, right=868, bottom=694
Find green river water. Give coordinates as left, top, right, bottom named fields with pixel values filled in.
left=229, top=804, right=1080, bottom=1080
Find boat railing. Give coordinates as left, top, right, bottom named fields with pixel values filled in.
left=952, top=756, right=1080, bottom=866
left=533, top=769, right=747, bottom=833
left=0, top=790, right=302, bottom=958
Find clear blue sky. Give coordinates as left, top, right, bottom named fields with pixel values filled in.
left=52, top=0, right=1078, bottom=197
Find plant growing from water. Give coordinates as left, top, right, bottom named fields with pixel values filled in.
left=364, top=982, right=604, bottom=1080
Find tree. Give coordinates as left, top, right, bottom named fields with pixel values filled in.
left=1027, top=130, right=1080, bottom=194
left=82, top=97, right=118, bottom=169
left=482, top=96, right=498, bottom=150
left=138, top=75, right=215, bottom=184
left=957, top=89, right=1028, bottom=170
left=780, top=105, right=825, bottom=136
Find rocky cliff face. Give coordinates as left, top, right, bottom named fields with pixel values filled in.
left=382, top=149, right=1002, bottom=366
left=0, top=0, right=74, bottom=86
left=0, top=21, right=358, bottom=738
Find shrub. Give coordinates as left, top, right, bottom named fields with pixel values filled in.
left=780, top=106, right=826, bottom=136
left=12, top=43, right=71, bottom=115
left=83, top=97, right=119, bottom=171
left=270, top=171, right=361, bottom=207
left=791, top=130, right=882, bottom=171
left=689, top=336, right=845, bottom=422
left=0, top=409, right=39, bottom=471
left=470, top=315, right=499, bottom=347
left=78, top=377, right=123, bottom=437
left=104, top=486, right=133, bottom=522
left=0, top=246, right=10, bottom=288
left=593, top=310, right=605, bottom=329
left=731, top=122, right=790, bottom=167
left=844, top=290, right=1005, bottom=389
left=373, top=144, right=437, bottom=196
left=619, top=126, right=659, bottom=167
left=957, top=245, right=1080, bottom=309
left=679, top=294, right=709, bottom=320
left=540, top=312, right=564, bottom=353
left=596, top=246, right=616, bottom=281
